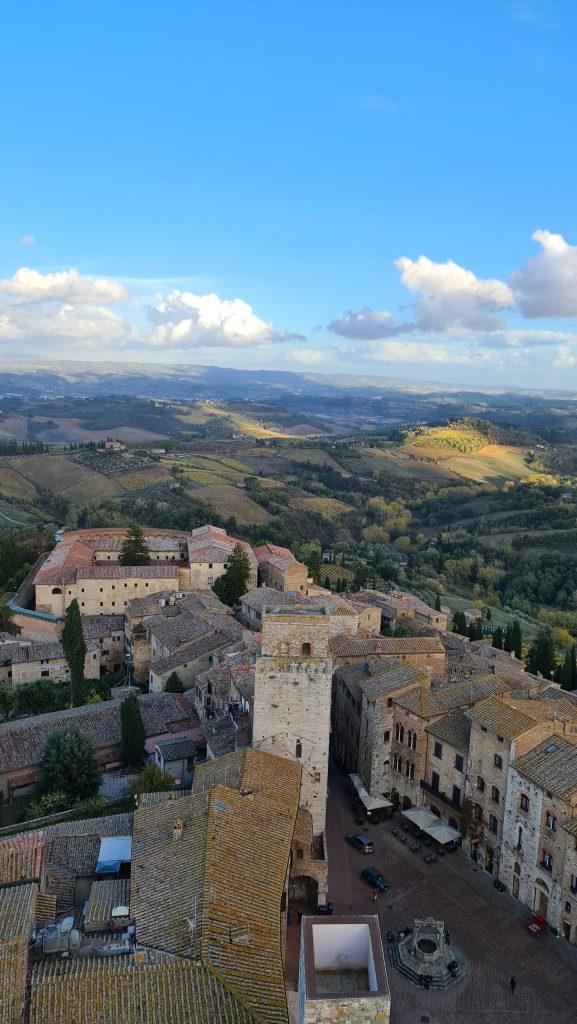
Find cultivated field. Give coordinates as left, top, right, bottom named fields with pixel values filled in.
left=191, top=484, right=271, bottom=524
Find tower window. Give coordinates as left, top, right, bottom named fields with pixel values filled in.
left=295, top=740, right=302, bottom=759
left=302, top=642, right=311, bottom=656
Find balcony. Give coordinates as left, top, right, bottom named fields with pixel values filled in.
left=420, top=778, right=461, bottom=811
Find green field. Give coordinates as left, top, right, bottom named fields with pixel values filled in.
left=362, top=443, right=534, bottom=485
left=191, top=484, right=271, bottom=525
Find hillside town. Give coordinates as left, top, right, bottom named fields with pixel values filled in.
left=1, top=524, right=577, bottom=1023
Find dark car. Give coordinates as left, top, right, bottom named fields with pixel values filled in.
left=361, top=867, right=390, bottom=891
left=316, top=902, right=334, bottom=915
left=345, top=833, right=375, bottom=854
left=423, top=854, right=437, bottom=864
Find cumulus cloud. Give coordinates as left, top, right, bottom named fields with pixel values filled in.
left=0, top=267, right=126, bottom=304
left=285, top=347, right=325, bottom=365
left=146, top=289, right=288, bottom=349
left=327, top=307, right=413, bottom=340
left=0, top=301, right=137, bottom=346
left=19, top=235, right=36, bottom=247
left=510, top=229, right=577, bottom=317
left=335, top=338, right=476, bottom=365
left=553, top=344, right=577, bottom=369
left=395, top=254, right=514, bottom=331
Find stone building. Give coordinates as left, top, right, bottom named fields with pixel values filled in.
left=499, top=735, right=577, bottom=942
left=354, top=588, right=448, bottom=632
left=254, top=542, right=309, bottom=594
left=82, top=614, right=125, bottom=677
left=297, top=915, right=391, bottom=1024
left=465, top=697, right=553, bottom=875
left=332, top=660, right=429, bottom=798
left=390, top=676, right=510, bottom=811
left=0, top=639, right=69, bottom=687
left=330, top=634, right=446, bottom=680
left=422, top=709, right=472, bottom=832
left=252, top=607, right=333, bottom=835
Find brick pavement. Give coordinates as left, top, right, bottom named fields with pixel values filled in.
left=324, top=759, right=577, bottom=1024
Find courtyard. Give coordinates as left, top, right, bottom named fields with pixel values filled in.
left=316, top=759, right=577, bottom=1023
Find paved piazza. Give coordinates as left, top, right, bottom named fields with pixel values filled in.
left=323, top=760, right=577, bottom=1024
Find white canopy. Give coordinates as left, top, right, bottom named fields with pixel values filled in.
left=349, top=773, right=393, bottom=812
left=402, top=805, right=461, bottom=844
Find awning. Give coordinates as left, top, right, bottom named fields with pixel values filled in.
left=402, top=805, right=461, bottom=844
left=349, top=773, right=393, bottom=812
left=96, top=836, right=132, bottom=874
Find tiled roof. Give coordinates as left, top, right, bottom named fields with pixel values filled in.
left=563, top=816, right=577, bottom=838
left=146, top=609, right=211, bottom=652
left=335, top=660, right=427, bottom=703
left=126, top=590, right=177, bottom=618
left=85, top=878, right=130, bottom=927
left=0, top=694, right=189, bottom=774
left=513, top=736, right=577, bottom=801
left=0, top=640, right=65, bottom=665
left=150, top=631, right=235, bottom=677
left=426, top=709, right=472, bottom=751
left=81, top=615, right=125, bottom=640
left=396, top=676, right=508, bottom=719
left=156, top=735, right=198, bottom=760
left=329, top=634, right=445, bottom=658
left=467, top=696, right=543, bottom=740
left=0, top=831, right=43, bottom=884
left=132, top=748, right=301, bottom=1024
left=240, top=587, right=298, bottom=612
left=78, top=564, right=180, bottom=579
left=29, top=955, right=257, bottom=1024
left=0, top=883, right=37, bottom=1024
left=202, top=714, right=237, bottom=757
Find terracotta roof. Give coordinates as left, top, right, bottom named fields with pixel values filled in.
left=202, top=714, right=237, bottom=757
left=131, top=748, right=301, bottom=1024
left=329, top=634, right=445, bottom=658
left=512, top=735, right=577, bottom=801
left=426, top=709, right=472, bottom=752
left=396, top=676, right=509, bottom=719
left=0, top=884, right=37, bottom=1024
left=0, top=694, right=189, bottom=774
left=467, top=696, right=544, bottom=740
left=0, top=831, right=43, bottom=884
left=29, top=954, right=257, bottom=1024
left=85, top=878, right=130, bottom=927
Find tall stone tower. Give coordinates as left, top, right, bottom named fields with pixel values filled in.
left=252, top=607, right=333, bottom=835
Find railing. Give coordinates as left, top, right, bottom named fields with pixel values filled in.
left=420, top=778, right=461, bottom=810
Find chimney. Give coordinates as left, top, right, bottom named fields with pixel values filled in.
left=172, top=820, right=184, bottom=842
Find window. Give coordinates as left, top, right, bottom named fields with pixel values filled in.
left=393, top=753, right=402, bottom=773
left=494, top=754, right=503, bottom=769
left=477, top=775, right=485, bottom=792
left=491, top=786, right=500, bottom=804
left=520, top=794, right=530, bottom=812
left=41, top=670, right=49, bottom=678
left=208, top=577, right=213, bottom=585
left=407, top=730, right=416, bottom=750
left=452, top=784, right=461, bottom=806
left=406, top=761, right=415, bottom=781
left=571, top=874, right=577, bottom=894
left=489, top=814, right=498, bottom=834
left=387, top=698, right=393, bottom=707
left=296, top=847, right=304, bottom=860
left=474, top=803, right=482, bottom=822
left=541, top=851, right=553, bottom=871
left=383, top=730, right=390, bottom=743
left=431, top=771, right=440, bottom=792
left=497, top=735, right=504, bottom=743
left=295, top=740, right=302, bottom=759
left=455, top=754, right=464, bottom=772
left=434, top=741, right=443, bottom=759
left=302, top=642, right=311, bottom=656
left=517, top=827, right=523, bottom=851
left=546, top=812, right=557, bottom=831
left=395, top=723, right=404, bottom=743
left=208, top=563, right=213, bottom=568
left=383, top=759, right=390, bottom=775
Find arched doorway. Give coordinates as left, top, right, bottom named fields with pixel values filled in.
left=512, top=862, right=521, bottom=899
left=289, top=874, right=318, bottom=909
left=533, top=879, right=549, bottom=918
left=402, top=796, right=412, bottom=811
left=485, top=846, right=494, bottom=875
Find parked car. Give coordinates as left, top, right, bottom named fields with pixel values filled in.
left=526, top=913, right=547, bottom=937
left=361, top=867, right=390, bottom=891
left=423, top=854, right=437, bottom=864
left=316, top=902, right=334, bottom=915
left=345, top=833, right=375, bottom=854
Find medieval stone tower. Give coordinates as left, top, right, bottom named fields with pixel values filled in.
left=252, top=606, right=333, bottom=835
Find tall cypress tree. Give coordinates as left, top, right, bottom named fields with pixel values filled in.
left=527, top=627, right=556, bottom=679
left=561, top=646, right=577, bottom=691
left=120, top=693, right=146, bottom=766
left=492, top=626, right=504, bottom=650
left=61, top=598, right=86, bottom=706
left=120, top=524, right=151, bottom=566
left=213, top=543, right=251, bottom=606
left=511, top=620, right=523, bottom=660
left=435, top=593, right=442, bottom=611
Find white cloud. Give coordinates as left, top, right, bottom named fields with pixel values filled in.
left=0, top=301, right=137, bottom=346
left=362, top=95, right=397, bottom=113
left=395, top=254, right=514, bottom=331
left=510, top=229, right=577, bottom=317
left=285, top=347, right=324, bottom=365
left=0, top=267, right=126, bottom=304
left=146, top=289, right=280, bottom=349
left=18, top=235, right=36, bottom=247
left=327, top=307, right=413, bottom=340
left=334, top=337, right=477, bottom=365
left=553, top=344, right=577, bottom=369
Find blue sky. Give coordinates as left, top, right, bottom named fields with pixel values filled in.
left=1, top=0, right=577, bottom=388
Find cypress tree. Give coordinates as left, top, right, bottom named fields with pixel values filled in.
left=527, top=627, right=556, bottom=679
left=492, top=626, right=504, bottom=650
left=511, top=620, right=523, bottom=660
left=120, top=693, right=146, bottom=766
left=435, top=593, right=442, bottom=612
left=561, top=645, right=577, bottom=691
left=213, top=543, right=251, bottom=606
left=120, top=524, right=151, bottom=566
left=61, top=598, right=87, bottom=706
left=165, top=671, right=184, bottom=693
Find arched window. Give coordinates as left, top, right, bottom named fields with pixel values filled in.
left=295, top=740, right=302, bottom=759
left=51, top=587, right=62, bottom=595
left=302, top=642, right=311, bottom=656
left=514, top=861, right=521, bottom=876
left=296, top=847, right=304, bottom=860
left=517, top=827, right=523, bottom=851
